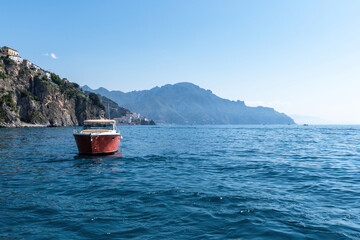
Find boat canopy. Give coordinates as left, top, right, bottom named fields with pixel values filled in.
left=84, top=119, right=116, bottom=126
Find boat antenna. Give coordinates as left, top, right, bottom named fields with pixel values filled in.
left=108, top=103, right=110, bottom=119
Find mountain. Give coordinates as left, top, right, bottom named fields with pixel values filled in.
left=84, top=91, right=155, bottom=125
left=83, top=83, right=295, bottom=125
left=0, top=54, right=106, bottom=127
left=92, top=92, right=131, bottom=119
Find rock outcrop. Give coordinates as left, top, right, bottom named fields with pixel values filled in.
left=0, top=55, right=105, bottom=127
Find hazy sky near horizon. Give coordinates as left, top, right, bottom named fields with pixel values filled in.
left=1, top=0, right=360, bottom=124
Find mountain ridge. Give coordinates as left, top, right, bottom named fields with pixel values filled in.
left=83, top=83, right=295, bottom=125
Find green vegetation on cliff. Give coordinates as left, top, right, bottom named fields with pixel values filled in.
left=0, top=92, right=17, bottom=112
left=0, top=72, right=8, bottom=79
left=88, top=92, right=105, bottom=111
left=0, top=55, right=105, bottom=127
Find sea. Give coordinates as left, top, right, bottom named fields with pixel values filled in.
left=0, top=125, right=359, bottom=239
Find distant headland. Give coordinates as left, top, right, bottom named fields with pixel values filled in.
left=83, top=83, right=295, bottom=125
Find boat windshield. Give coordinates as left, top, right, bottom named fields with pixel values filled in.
left=84, top=125, right=114, bottom=130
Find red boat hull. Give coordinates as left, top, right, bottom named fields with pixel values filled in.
left=74, top=134, right=121, bottom=154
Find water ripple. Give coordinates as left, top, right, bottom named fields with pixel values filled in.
left=0, top=125, right=360, bottom=239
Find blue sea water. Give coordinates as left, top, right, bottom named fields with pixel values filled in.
left=0, top=125, right=360, bottom=239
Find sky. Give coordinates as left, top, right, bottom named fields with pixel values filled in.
left=1, top=0, right=360, bottom=124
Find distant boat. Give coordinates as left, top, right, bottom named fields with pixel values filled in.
left=303, top=124, right=309, bottom=126
left=73, top=119, right=121, bottom=154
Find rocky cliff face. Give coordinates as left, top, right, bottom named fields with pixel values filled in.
left=0, top=56, right=105, bottom=127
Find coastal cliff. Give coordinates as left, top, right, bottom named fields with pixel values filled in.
left=0, top=55, right=105, bottom=127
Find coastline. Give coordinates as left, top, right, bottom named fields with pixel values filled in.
left=0, top=122, right=49, bottom=128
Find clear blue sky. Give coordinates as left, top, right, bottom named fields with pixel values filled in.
left=2, top=0, right=360, bottom=124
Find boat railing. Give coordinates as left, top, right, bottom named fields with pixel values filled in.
left=73, top=127, right=120, bottom=134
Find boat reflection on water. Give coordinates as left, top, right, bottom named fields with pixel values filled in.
left=73, top=150, right=122, bottom=167
left=74, top=150, right=122, bottom=159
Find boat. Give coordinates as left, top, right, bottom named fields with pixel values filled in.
left=73, top=119, right=121, bottom=155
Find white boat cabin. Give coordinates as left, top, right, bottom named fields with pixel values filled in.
left=81, top=120, right=117, bottom=134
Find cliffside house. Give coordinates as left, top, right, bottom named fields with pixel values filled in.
left=1, top=46, right=19, bottom=56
